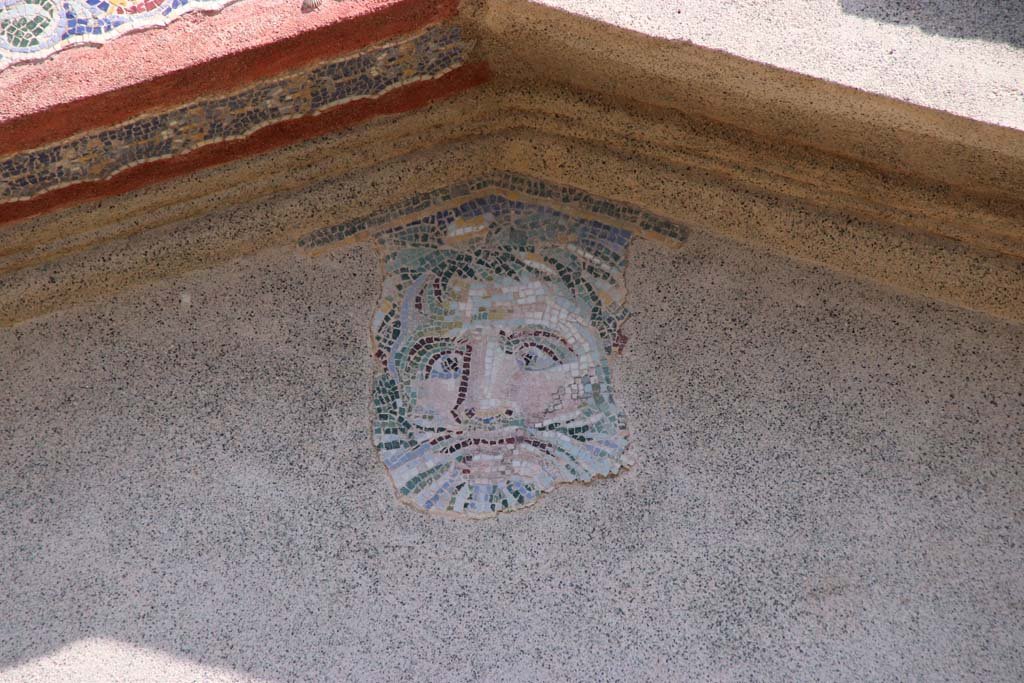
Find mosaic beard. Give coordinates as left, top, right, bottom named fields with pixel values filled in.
left=372, top=374, right=630, bottom=516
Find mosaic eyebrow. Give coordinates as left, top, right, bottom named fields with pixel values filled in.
left=505, top=327, right=576, bottom=354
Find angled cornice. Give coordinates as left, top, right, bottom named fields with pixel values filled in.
left=0, top=0, right=1022, bottom=328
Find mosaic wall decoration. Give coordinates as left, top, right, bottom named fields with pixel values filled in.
left=301, top=173, right=686, bottom=516
left=0, top=23, right=468, bottom=201
left=0, top=0, right=238, bottom=69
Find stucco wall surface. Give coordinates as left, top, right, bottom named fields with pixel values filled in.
left=2, top=225, right=1022, bottom=680
left=530, top=0, right=1024, bottom=132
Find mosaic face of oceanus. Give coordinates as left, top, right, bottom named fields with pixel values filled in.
left=371, top=207, right=635, bottom=516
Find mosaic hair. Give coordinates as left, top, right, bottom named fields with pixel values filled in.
left=373, top=241, right=630, bottom=367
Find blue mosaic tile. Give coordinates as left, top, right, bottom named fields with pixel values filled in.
left=1, top=0, right=236, bottom=69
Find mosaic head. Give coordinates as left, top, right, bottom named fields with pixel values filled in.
left=369, top=199, right=635, bottom=516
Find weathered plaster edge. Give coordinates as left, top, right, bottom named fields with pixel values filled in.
left=473, top=0, right=1024, bottom=205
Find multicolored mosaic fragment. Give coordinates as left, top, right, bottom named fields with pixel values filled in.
left=302, top=175, right=687, bottom=517
left=0, top=23, right=468, bottom=201
left=0, top=0, right=237, bottom=69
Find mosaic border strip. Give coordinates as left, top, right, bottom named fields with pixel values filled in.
left=0, top=0, right=238, bottom=70
left=298, top=171, right=689, bottom=249
left=0, top=22, right=468, bottom=202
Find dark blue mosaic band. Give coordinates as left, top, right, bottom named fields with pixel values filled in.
left=0, top=23, right=469, bottom=202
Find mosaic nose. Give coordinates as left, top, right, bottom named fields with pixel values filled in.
left=456, top=336, right=518, bottom=423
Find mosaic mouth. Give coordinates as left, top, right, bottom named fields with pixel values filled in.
left=447, top=435, right=553, bottom=476
left=442, top=435, right=527, bottom=455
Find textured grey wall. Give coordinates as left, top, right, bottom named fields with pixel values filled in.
left=2, top=231, right=1022, bottom=681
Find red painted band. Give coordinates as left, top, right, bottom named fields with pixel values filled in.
left=0, top=61, right=490, bottom=228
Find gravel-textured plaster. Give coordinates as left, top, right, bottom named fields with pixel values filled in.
left=1, top=228, right=1022, bottom=681
left=2, top=82, right=1022, bottom=327
left=531, top=0, right=1024, bottom=131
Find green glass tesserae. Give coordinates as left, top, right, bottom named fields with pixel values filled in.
left=370, top=197, right=635, bottom=516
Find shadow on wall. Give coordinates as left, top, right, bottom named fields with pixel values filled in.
left=839, top=0, right=1024, bottom=48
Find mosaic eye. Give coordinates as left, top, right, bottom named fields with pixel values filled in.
left=426, top=352, right=464, bottom=380
left=516, top=344, right=560, bottom=371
